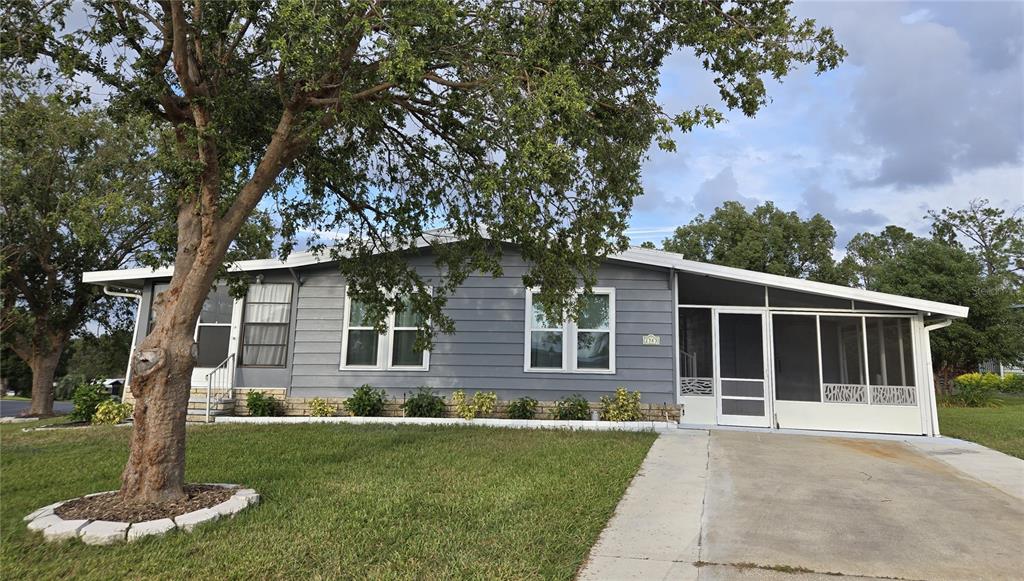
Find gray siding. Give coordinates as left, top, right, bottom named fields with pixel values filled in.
left=289, top=253, right=676, bottom=403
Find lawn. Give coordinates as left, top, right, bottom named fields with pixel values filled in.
left=938, top=394, right=1024, bottom=459
left=1, top=422, right=655, bottom=580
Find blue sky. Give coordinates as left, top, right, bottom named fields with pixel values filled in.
left=626, top=1, right=1024, bottom=248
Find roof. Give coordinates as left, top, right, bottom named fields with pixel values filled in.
left=83, top=240, right=969, bottom=319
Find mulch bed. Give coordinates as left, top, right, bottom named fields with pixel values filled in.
left=55, top=485, right=235, bottom=522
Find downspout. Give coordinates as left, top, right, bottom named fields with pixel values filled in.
left=104, top=286, right=143, bottom=393
left=923, top=318, right=953, bottom=436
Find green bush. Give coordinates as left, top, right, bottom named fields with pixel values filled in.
left=246, top=391, right=282, bottom=416
left=1002, top=373, right=1024, bottom=394
left=309, top=397, right=336, bottom=417
left=951, top=372, right=1002, bottom=407
left=551, top=394, right=591, bottom=421
left=92, top=399, right=133, bottom=425
left=345, top=384, right=387, bottom=416
left=506, top=396, right=538, bottom=420
left=54, top=373, right=86, bottom=401
left=402, top=387, right=446, bottom=418
left=600, top=387, right=643, bottom=421
left=69, top=382, right=110, bottom=422
left=452, top=390, right=497, bottom=420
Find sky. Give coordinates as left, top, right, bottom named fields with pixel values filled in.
left=626, top=0, right=1024, bottom=248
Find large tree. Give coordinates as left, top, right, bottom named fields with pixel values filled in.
left=844, top=219, right=1024, bottom=380
left=3, top=0, right=844, bottom=502
left=0, top=93, right=159, bottom=416
left=662, top=200, right=851, bottom=283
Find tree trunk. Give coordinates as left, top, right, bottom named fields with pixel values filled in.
left=119, top=268, right=215, bottom=502
left=26, top=347, right=62, bottom=417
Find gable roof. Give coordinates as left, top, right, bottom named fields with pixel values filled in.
left=83, top=241, right=969, bottom=319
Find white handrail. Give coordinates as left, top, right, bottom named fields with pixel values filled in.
left=204, top=354, right=235, bottom=423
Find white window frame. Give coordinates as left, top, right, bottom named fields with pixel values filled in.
left=339, top=288, right=430, bottom=371
left=523, top=287, right=616, bottom=374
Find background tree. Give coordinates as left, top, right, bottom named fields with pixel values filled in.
left=843, top=225, right=918, bottom=289
left=662, top=201, right=851, bottom=283
left=928, top=198, right=1023, bottom=283
left=4, top=0, right=844, bottom=502
left=0, top=93, right=160, bottom=416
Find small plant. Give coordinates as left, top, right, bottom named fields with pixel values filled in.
left=1002, top=373, right=1024, bottom=394
left=473, top=391, right=497, bottom=418
left=451, top=390, right=497, bottom=420
left=551, top=394, right=591, bottom=421
left=402, top=387, right=446, bottom=418
left=54, top=373, right=86, bottom=401
left=600, top=387, right=644, bottom=421
left=69, top=382, right=110, bottom=422
left=345, top=384, right=387, bottom=416
left=951, top=372, right=1002, bottom=407
left=506, top=396, right=538, bottom=420
left=309, top=397, right=336, bottom=417
left=246, top=391, right=282, bottom=416
left=92, top=399, right=133, bottom=425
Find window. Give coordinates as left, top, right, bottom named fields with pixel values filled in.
left=196, top=285, right=234, bottom=367
left=525, top=289, right=615, bottom=373
left=819, top=316, right=865, bottom=385
left=340, top=291, right=429, bottom=370
left=866, top=317, right=914, bottom=386
left=772, top=315, right=821, bottom=401
left=241, top=284, right=292, bottom=367
left=391, top=298, right=427, bottom=368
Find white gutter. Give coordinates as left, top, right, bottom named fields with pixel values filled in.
left=103, top=285, right=143, bottom=392
left=922, top=318, right=954, bottom=435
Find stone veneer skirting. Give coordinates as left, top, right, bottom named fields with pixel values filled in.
left=228, top=387, right=681, bottom=422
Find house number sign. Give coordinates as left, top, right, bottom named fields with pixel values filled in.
left=642, top=334, right=661, bottom=346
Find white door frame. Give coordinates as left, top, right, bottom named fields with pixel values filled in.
left=190, top=298, right=243, bottom=386
left=713, top=307, right=772, bottom=428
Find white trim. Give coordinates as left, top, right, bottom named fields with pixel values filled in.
left=339, top=288, right=431, bottom=372
left=523, top=287, right=616, bottom=374
left=83, top=237, right=968, bottom=319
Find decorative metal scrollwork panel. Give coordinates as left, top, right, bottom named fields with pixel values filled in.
left=680, top=377, right=714, bottom=396
left=871, top=386, right=917, bottom=406
left=823, top=384, right=868, bottom=404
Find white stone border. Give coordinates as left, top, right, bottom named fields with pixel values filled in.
left=24, top=484, right=259, bottom=545
left=216, top=415, right=677, bottom=432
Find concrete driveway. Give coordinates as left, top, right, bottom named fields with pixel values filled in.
left=581, top=429, right=1024, bottom=581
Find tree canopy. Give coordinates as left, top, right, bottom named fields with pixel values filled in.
left=661, top=200, right=851, bottom=283
left=0, top=93, right=159, bottom=414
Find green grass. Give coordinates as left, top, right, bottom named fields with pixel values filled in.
left=938, top=394, right=1024, bottom=459
left=1, top=423, right=655, bottom=580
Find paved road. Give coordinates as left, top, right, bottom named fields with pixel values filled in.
left=581, top=429, right=1024, bottom=580
left=0, top=399, right=73, bottom=417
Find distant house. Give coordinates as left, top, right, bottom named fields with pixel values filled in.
left=84, top=238, right=968, bottom=436
left=102, top=378, right=125, bottom=397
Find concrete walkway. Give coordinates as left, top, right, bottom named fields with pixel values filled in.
left=579, top=429, right=709, bottom=580
left=578, top=429, right=1024, bottom=581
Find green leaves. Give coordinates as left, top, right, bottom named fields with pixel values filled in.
left=662, top=200, right=848, bottom=283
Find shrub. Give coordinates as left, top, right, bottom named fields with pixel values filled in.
left=473, top=391, right=497, bottom=418
left=92, top=399, right=133, bottom=425
left=551, top=394, right=591, bottom=421
left=402, top=387, right=446, bottom=418
left=246, top=391, right=282, bottom=416
left=69, top=382, right=110, bottom=422
left=451, top=390, right=497, bottom=420
left=506, top=396, right=538, bottom=420
left=600, top=387, right=643, bottom=421
left=55, top=373, right=87, bottom=401
left=951, top=372, right=1002, bottom=407
left=309, top=397, right=336, bottom=417
left=1002, top=373, right=1024, bottom=394
left=345, top=384, right=387, bottom=416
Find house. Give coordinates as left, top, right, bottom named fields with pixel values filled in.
left=83, top=241, right=968, bottom=436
